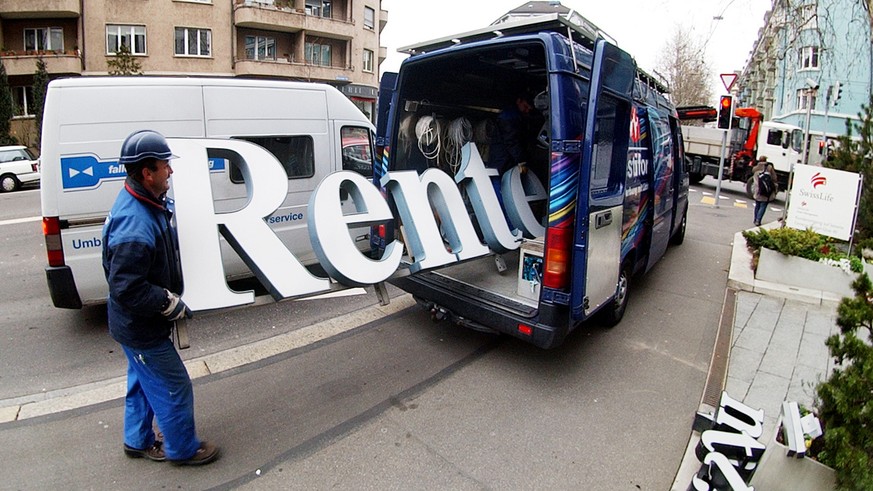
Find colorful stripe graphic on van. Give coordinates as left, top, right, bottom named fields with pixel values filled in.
left=622, top=107, right=651, bottom=257
left=60, top=155, right=226, bottom=190
left=547, top=151, right=578, bottom=227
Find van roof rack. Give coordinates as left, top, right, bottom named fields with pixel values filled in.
left=397, top=13, right=669, bottom=96
left=398, top=13, right=606, bottom=55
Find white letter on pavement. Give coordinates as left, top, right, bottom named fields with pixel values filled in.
left=169, top=139, right=328, bottom=310
left=501, top=164, right=547, bottom=238
left=454, top=143, right=521, bottom=253
left=308, top=171, right=402, bottom=285
left=382, top=168, right=489, bottom=273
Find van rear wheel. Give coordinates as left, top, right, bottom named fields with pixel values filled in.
left=599, top=264, right=630, bottom=327
left=670, top=206, right=687, bottom=245
left=1, top=174, right=20, bottom=192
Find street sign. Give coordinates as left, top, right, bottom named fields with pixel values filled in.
left=720, top=73, right=738, bottom=92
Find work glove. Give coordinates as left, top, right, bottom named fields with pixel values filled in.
left=161, top=289, right=193, bottom=321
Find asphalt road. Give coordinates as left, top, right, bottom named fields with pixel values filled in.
left=0, top=179, right=786, bottom=489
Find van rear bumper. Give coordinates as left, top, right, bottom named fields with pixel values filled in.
left=390, top=273, right=570, bottom=349
left=45, top=266, right=83, bottom=309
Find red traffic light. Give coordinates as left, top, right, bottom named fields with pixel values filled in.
left=717, top=95, right=734, bottom=129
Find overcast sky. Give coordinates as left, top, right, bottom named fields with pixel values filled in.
left=379, top=0, right=772, bottom=103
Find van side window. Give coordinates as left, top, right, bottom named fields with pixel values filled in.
left=230, top=135, right=315, bottom=183
left=341, top=126, right=374, bottom=177
left=766, top=129, right=783, bottom=147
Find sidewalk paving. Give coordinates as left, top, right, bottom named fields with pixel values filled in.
left=672, top=227, right=841, bottom=489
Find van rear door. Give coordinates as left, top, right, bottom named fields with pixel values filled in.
left=570, top=40, right=636, bottom=320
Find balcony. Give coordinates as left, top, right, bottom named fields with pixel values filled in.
left=235, top=57, right=352, bottom=82
left=0, top=51, right=80, bottom=76
left=0, top=0, right=80, bottom=18
left=379, top=9, right=388, bottom=33
left=234, top=3, right=354, bottom=39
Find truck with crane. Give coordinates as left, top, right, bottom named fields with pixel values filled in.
left=677, top=105, right=803, bottom=197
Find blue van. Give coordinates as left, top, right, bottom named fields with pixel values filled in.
left=372, top=15, right=689, bottom=348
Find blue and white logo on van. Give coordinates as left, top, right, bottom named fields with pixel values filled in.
left=60, top=154, right=226, bottom=190
left=61, top=155, right=126, bottom=190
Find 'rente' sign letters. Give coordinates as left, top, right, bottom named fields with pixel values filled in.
left=786, top=164, right=861, bottom=241
left=168, top=139, right=544, bottom=311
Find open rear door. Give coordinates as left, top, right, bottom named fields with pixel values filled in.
left=570, top=40, right=636, bottom=320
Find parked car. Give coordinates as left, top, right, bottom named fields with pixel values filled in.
left=0, top=145, right=40, bottom=192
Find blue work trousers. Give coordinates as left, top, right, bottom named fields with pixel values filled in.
left=121, top=338, right=200, bottom=460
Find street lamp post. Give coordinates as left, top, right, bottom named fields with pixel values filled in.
left=800, top=81, right=818, bottom=166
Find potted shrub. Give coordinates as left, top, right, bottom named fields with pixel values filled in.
left=742, top=227, right=869, bottom=295
left=815, top=273, right=873, bottom=490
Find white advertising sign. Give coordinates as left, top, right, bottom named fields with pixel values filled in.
left=786, top=164, right=861, bottom=241
left=168, top=139, right=544, bottom=311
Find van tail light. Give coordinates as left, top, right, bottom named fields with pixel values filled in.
left=32, top=162, right=38, bottom=172
left=542, top=225, right=572, bottom=289
left=377, top=224, right=386, bottom=239
left=43, top=217, right=66, bottom=267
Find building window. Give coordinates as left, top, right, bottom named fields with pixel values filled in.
left=362, top=49, right=373, bottom=72
left=796, top=89, right=817, bottom=110
left=799, top=46, right=819, bottom=70
left=24, top=27, right=63, bottom=52
left=798, top=3, right=817, bottom=29
left=12, top=86, right=34, bottom=116
left=306, top=0, right=332, bottom=18
left=363, top=7, right=375, bottom=29
left=245, top=35, right=276, bottom=61
left=106, top=25, right=146, bottom=55
left=175, top=27, right=212, bottom=57
left=305, top=42, right=331, bottom=66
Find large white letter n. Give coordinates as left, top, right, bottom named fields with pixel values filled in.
left=169, top=139, right=329, bottom=311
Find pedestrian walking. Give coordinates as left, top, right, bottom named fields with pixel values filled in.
left=752, top=156, right=778, bottom=226
left=102, top=129, right=220, bottom=466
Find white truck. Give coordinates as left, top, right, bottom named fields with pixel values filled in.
left=681, top=108, right=803, bottom=197
left=40, top=77, right=375, bottom=309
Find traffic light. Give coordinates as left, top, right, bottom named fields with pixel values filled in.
left=717, top=95, right=734, bottom=130
left=832, top=81, right=842, bottom=106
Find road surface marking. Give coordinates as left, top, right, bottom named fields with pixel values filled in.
left=0, top=216, right=41, bottom=226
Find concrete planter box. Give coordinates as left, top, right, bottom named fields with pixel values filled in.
left=750, top=435, right=836, bottom=490
left=755, top=247, right=872, bottom=298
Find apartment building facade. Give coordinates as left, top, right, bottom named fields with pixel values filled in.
left=0, top=0, right=387, bottom=146
left=736, top=0, right=872, bottom=164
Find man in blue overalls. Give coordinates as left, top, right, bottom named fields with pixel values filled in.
left=102, top=130, right=219, bottom=466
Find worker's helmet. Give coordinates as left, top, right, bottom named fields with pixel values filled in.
left=119, top=130, right=178, bottom=166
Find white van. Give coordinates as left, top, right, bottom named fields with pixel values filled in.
left=40, top=77, right=374, bottom=309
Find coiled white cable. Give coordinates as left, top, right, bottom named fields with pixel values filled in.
left=415, top=115, right=441, bottom=165
left=444, top=117, right=472, bottom=174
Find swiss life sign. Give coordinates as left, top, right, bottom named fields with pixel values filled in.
left=786, top=164, right=861, bottom=241
left=168, top=138, right=545, bottom=311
